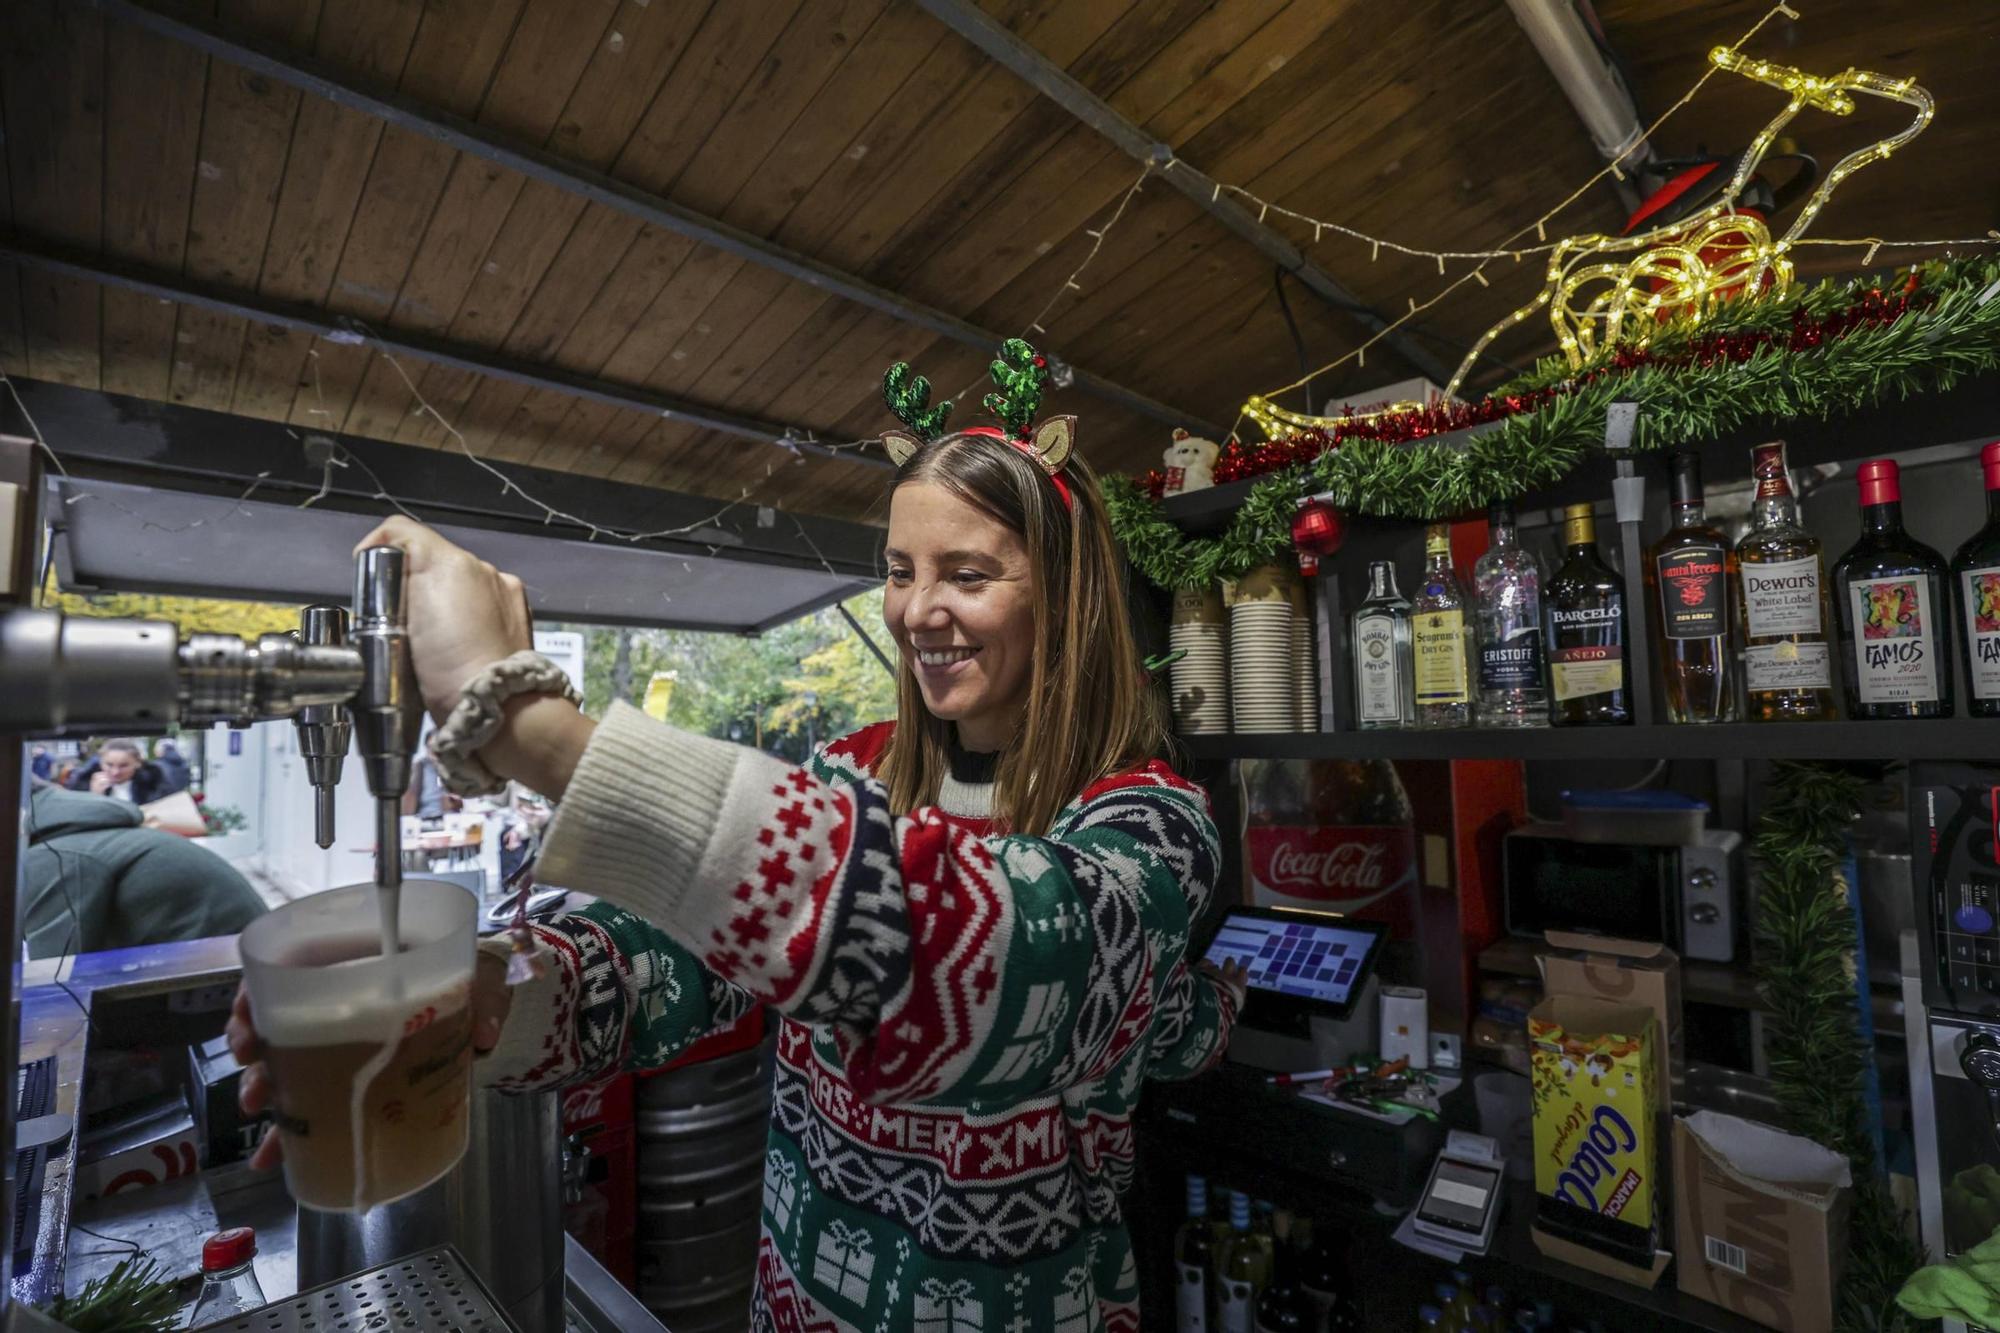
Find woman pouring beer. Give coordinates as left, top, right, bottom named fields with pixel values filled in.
left=230, top=343, right=1245, bottom=1331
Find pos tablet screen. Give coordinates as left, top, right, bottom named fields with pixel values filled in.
left=1201, top=907, right=1389, bottom=1021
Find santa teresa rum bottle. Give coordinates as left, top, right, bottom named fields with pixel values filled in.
left=1645, top=454, right=1734, bottom=723
left=1735, top=442, right=1838, bottom=721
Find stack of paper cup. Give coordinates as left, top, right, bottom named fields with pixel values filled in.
left=1289, top=578, right=1318, bottom=732
left=1169, top=584, right=1230, bottom=734
left=1229, top=566, right=1299, bottom=734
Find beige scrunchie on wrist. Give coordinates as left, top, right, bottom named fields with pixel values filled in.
left=427, top=650, right=583, bottom=797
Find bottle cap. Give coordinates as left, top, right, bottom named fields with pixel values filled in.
left=1561, top=503, right=1595, bottom=547
left=1185, top=1174, right=1207, bottom=1214
left=1488, top=500, right=1515, bottom=527
left=1669, top=453, right=1703, bottom=506
left=1230, top=1190, right=1252, bottom=1230
left=1857, top=458, right=1901, bottom=507
left=1984, top=441, right=2000, bottom=491
left=202, top=1228, right=256, bottom=1271
left=1751, top=441, right=1792, bottom=499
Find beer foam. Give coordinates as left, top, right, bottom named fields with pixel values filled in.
left=251, top=958, right=469, bottom=1047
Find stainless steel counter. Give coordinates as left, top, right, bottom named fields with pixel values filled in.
left=19, top=934, right=668, bottom=1332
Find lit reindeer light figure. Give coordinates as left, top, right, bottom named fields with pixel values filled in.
left=1440, top=49, right=1936, bottom=401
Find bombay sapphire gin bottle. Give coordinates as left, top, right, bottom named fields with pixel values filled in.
left=1473, top=502, right=1547, bottom=727
left=1350, top=560, right=1413, bottom=729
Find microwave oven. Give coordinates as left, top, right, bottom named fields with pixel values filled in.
left=1502, top=825, right=1740, bottom=962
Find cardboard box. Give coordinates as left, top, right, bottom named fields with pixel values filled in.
left=1673, top=1113, right=1851, bottom=1332
left=1537, top=932, right=1682, bottom=1095
left=1529, top=994, right=1661, bottom=1275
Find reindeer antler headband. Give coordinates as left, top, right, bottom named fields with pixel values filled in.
left=881, top=338, right=1076, bottom=509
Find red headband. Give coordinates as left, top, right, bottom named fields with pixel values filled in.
left=959, top=425, right=1074, bottom=510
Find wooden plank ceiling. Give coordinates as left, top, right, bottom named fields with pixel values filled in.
left=3, top=0, right=1996, bottom=526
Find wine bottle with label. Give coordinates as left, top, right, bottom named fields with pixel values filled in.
left=1412, top=524, right=1473, bottom=728
left=1218, top=1191, right=1270, bottom=1333
left=1350, top=560, right=1414, bottom=729
left=1544, top=503, right=1631, bottom=725
left=1832, top=458, right=1952, bottom=718
left=1952, top=442, right=2000, bottom=717
left=1735, top=441, right=1839, bottom=721
left=1176, top=1175, right=1220, bottom=1333
left=1473, top=502, right=1548, bottom=728
left=1253, top=1209, right=1308, bottom=1333
left=1645, top=454, right=1734, bottom=722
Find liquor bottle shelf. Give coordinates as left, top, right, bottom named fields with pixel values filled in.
left=1176, top=718, right=2000, bottom=763
left=1156, top=371, right=2000, bottom=536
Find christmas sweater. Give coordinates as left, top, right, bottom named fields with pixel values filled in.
left=482, top=705, right=1237, bottom=1333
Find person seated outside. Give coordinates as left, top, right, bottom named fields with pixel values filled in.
left=20, top=784, right=267, bottom=960
left=64, top=739, right=182, bottom=805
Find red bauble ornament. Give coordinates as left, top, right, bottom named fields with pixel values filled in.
left=1291, top=496, right=1346, bottom=576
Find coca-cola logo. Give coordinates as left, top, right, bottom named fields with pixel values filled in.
left=1246, top=825, right=1416, bottom=929
left=1268, top=840, right=1389, bottom=890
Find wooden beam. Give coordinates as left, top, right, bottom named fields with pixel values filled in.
left=0, top=238, right=895, bottom=471
left=911, top=0, right=1458, bottom=388
left=84, top=0, right=1222, bottom=437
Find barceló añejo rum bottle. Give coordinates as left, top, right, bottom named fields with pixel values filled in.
left=1545, top=503, right=1631, bottom=725
left=1735, top=441, right=1839, bottom=721
left=1832, top=458, right=1952, bottom=718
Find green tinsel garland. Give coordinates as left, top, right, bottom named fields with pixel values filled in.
left=1109, top=256, right=2000, bottom=591
left=1753, top=763, right=1925, bottom=1333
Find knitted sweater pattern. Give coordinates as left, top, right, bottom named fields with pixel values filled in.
left=487, top=710, right=1236, bottom=1333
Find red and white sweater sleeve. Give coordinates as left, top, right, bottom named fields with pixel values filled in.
left=535, top=703, right=1234, bottom=1104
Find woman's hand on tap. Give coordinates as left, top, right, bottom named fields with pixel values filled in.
left=354, top=516, right=593, bottom=800
left=353, top=516, right=534, bottom=724
left=228, top=953, right=515, bottom=1172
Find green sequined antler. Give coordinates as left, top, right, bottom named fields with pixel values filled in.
left=983, top=338, right=1048, bottom=437
left=882, top=363, right=953, bottom=441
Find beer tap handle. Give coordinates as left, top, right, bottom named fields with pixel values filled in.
left=351, top=546, right=423, bottom=890
left=293, top=605, right=354, bottom=851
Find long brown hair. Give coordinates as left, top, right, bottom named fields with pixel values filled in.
left=876, top=431, right=1161, bottom=835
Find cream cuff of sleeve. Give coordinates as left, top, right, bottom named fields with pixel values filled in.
left=534, top=701, right=746, bottom=925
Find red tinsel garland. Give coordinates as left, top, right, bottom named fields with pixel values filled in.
left=1135, top=278, right=1926, bottom=500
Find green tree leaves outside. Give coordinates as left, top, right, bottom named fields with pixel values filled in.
left=565, top=590, right=896, bottom=762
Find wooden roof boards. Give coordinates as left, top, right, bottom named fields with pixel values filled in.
left=5, top=0, right=1998, bottom=528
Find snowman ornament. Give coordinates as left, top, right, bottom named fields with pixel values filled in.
left=1161, top=428, right=1219, bottom=497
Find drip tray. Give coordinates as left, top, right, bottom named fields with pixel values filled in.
left=195, top=1245, right=517, bottom=1332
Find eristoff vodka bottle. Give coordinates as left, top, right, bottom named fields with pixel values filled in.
left=1473, top=502, right=1547, bottom=727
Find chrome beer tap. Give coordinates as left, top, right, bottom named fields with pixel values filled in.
left=0, top=545, right=423, bottom=887
left=293, top=605, right=354, bottom=850
left=349, top=546, right=425, bottom=891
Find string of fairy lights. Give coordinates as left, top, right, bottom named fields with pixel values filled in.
left=11, top=0, right=2000, bottom=550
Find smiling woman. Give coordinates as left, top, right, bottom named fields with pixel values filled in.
left=878, top=425, right=1158, bottom=834
left=229, top=343, right=1245, bottom=1333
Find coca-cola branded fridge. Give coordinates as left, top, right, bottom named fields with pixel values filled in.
left=1240, top=757, right=1523, bottom=1034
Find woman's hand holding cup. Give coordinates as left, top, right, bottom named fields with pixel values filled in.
left=229, top=951, right=516, bottom=1174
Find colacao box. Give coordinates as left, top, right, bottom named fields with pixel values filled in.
left=1529, top=994, right=1660, bottom=1272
